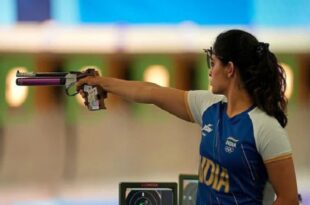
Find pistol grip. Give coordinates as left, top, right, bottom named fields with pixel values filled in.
left=96, top=85, right=107, bottom=110
left=82, top=84, right=107, bottom=111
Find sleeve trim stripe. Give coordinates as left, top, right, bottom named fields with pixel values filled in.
left=264, top=153, right=292, bottom=164
left=184, top=91, right=195, bottom=122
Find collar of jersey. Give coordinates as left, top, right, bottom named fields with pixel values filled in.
left=223, top=103, right=256, bottom=122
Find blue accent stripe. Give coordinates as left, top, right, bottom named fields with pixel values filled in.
left=1, top=0, right=310, bottom=26
left=51, top=0, right=79, bottom=24
left=0, top=0, right=16, bottom=25
left=253, top=0, right=310, bottom=26
left=78, top=0, right=253, bottom=25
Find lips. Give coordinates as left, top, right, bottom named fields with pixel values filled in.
left=209, top=78, right=213, bottom=85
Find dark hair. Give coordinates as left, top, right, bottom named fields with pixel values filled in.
left=213, top=29, right=288, bottom=127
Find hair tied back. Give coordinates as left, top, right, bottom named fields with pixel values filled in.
left=256, top=42, right=269, bottom=58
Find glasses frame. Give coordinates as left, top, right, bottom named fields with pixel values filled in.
left=203, top=47, right=213, bottom=69
left=203, top=47, right=228, bottom=69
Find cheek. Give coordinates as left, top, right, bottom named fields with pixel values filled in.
left=210, top=69, right=227, bottom=88
left=210, top=67, right=220, bottom=79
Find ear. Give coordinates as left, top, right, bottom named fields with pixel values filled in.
left=225, top=61, right=236, bottom=78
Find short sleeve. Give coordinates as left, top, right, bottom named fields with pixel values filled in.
left=185, top=90, right=224, bottom=126
left=249, top=109, right=292, bottom=163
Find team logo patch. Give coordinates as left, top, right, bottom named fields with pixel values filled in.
left=225, top=136, right=239, bottom=153
left=202, top=124, right=213, bottom=136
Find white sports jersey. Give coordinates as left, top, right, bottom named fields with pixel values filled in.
left=185, top=90, right=292, bottom=205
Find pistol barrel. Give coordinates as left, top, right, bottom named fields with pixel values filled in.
left=16, top=77, right=66, bottom=86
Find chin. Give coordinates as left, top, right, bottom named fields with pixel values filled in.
left=211, top=88, right=222, bottom=95
left=209, top=86, right=215, bottom=93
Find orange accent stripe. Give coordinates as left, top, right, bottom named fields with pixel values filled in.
left=264, top=153, right=292, bottom=164
left=184, top=91, right=195, bottom=122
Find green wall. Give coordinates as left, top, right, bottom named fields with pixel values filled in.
left=0, top=55, right=34, bottom=125
left=276, top=53, right=299, bottom=108
left=195, top=54, right=210, bottom=90
left=130, top=54, right=174, bottom=120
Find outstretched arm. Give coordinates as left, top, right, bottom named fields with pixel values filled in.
left=76, top=76, right=193, bottom=122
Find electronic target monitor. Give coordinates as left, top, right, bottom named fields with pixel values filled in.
left=179, top=175, right=199, bottom=205
left=119, top=182, right=177, bottom=205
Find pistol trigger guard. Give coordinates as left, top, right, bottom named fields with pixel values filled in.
left=65, top=73, right=78, bottom=96
left=65, top=83, right=78, bottom=96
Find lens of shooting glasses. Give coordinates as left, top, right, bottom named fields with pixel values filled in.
left=203, top=48, right=213, bottom=69
left=206, top=53, right=211, bottom=69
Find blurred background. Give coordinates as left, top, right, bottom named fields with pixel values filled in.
left=0, top=0, right=310, bottom=204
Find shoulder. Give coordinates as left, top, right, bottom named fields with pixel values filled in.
left=248, top=108, right=292, bottom=162
left=187, top=90, right=225, bottom=108
left=186, top=90, right=225, bottom=125
left=248, top=108, right=286, bottom=136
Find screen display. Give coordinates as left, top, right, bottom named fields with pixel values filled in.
left=179, top=175, right=199, bottom=205
left=125, top=188, right=174, bottom=205
left=120, top=182, right=177, bottom=205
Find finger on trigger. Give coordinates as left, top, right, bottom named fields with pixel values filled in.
left=76, top=79, right=85, bottom=88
